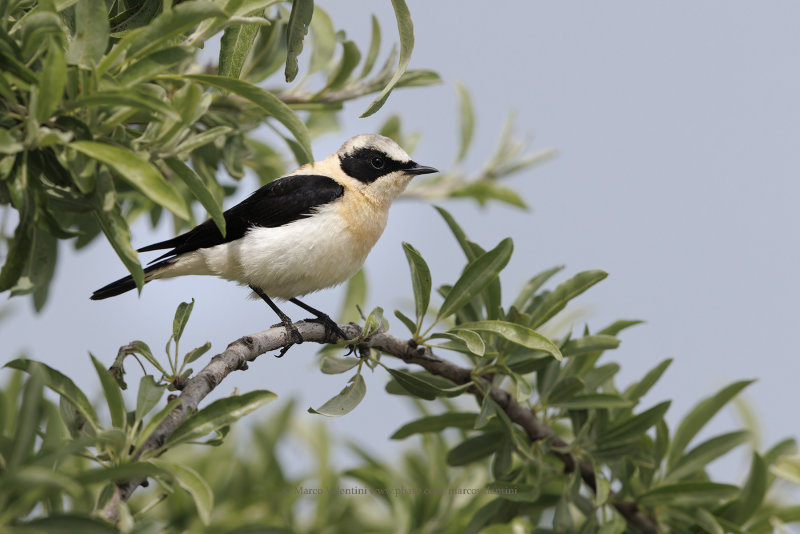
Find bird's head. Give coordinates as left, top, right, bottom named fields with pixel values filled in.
left=333, top=134, right=438, bottom=203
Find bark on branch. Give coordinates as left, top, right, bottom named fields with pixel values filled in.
left=102, top=322, right=658, bottom=534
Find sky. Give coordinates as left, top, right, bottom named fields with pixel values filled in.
left=2, top=2, right=799, bottom=480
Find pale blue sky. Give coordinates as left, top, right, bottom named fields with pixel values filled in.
left=3, top=2, right=799, bottom=477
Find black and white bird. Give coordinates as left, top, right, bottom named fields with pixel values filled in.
left=91, top=134, right=437, bottom=353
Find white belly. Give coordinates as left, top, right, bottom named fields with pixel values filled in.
left=166, top=203, right=386, bottom=300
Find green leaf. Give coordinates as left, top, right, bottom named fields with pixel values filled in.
left=0, top=128, right=23, bottom=154
left=167, top=390, right=276, bottom=446
left=5, top=358, right=99, bottom=430
left=484, top=483, right=538, bottom=504
left=598, top=319, right=644, bottom=336
left=526, top=270, right=608, bottom=328
left=453, top=320, right=562, bottom=361
left=136, top=375, right=164, bottom=421
left=464, top=498, right=513, bottom=534
left=455, top=82, right=474, bottom=163
left=149, top=460, right=213, bottom=525
left=436, top=238, right=513, bottom=322
left=474, top=394, right=497, bottom=429
left=384, top=367, right=439, bottom=401
left=624, top=358, right=672, bottom=402
left=20, top=12, right=63, bottom=59
left=172, top=299, right=195, bottom=343
left=402, top=242, right=431, bottom=330
left=391, top=412, right=478, bottom=440
left=0, top=47, right=38, bottom=85
left=597, top=401, right=670, bottom=447
left=20, top=516, right=119, bottom=534
left=165, top=157, right=225, bottom=236
left=385, top=371, right=469, bottom=398
left=322, top=40, right=361, bottom=92
left=430, top=330, right=486, bottom=357
left=362, top=306, right=388, bottom=337
left=117, top=46, right=194, bottom=86
left=446, top=432, right=502, bottom=466
left=71, top=141, right=190, bottom=220
left=67, top=90, right=181, bottom=121
left=450, top=180, right=527, bottom=209
left=360, top=0, right=415, bottom=117
left=34, top=36, right=66, bottom=123
left=665, top=430, right=750, bottom=482
left=0, top=197, right=33, bottom=292
left=124, top=1, right=226, bottom=60
left=183, top=342, right=212, bottom=365
left=359, top=14, right=381, bottom=79
left=666, top=380, right=755, bottom=469
left=320, top=355, right=360, bottom=375
left=126, top=340, right=168, bottom=376
left=135, top=397, right=182, bottom=452
left=76, top=462, right=168, bottom=485
left=219, top=22, right=259, bottom=79
left=90, top=354, right=126, bottom=429
left=548, top=376, right=588, bottom=410
left=284, top=0, right=314, bottom=82
left=308, top=374, right=366, bottom=417
left=551, top=394, right=633, bottom=410
left=512, top=265, right=564, bottom=311
left=434, top=205, right=476, bottom=261
left=9, top=366, right=44, bottom=469
left=690, top=509, right=725, bottom=534
left=638, top=482, right=739, bottom=506
left=307, top=5, right=335, bottom=75
left=338, top=269, right=366, bottom=323
left=93, top=186, right=145, bottom=291
left=66, top=0, right=110, bottom=67
left=10, top=225, right=58, bottom=312
left=173, top=126, right=233, bottom=155
left=107, top=0, right=161, bottom=34
left=393, top=309, right=417, bottom=335
left=717, top=453, right=767, bottom=524
left=560, top=335, right=620, bottom=358
left=764, top=438, right=798, bottom=466
left=771, top=455, right=800, bottom=485
left=583, top=363, right=621, bottom=391
left=176, top=74, right=312, bottom=164
left=397, top=69, right=442, bottom=88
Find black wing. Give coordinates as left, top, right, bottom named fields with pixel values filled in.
left=139, top=174, right=344, bottom=262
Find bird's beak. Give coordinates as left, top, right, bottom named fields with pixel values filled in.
left=405, top=163, right=439, bottom=176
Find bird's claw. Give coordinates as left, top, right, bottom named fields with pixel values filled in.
left=305, top=315, right=348, bottom=343
left=270, top=319, right=304, bottom=358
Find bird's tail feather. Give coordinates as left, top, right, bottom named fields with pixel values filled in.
left=90, top=260, right=173, bottom=300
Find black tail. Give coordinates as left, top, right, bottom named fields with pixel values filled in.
left=90, top=260, right=172, bottom=300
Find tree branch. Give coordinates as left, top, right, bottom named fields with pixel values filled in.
left=102, top=322, right=658, bottom=534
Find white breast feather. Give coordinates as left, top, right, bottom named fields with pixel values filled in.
left=169, top=202, right=385, bottom=300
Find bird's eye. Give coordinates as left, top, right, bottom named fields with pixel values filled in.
left=370, top=157, right=385, bottom=169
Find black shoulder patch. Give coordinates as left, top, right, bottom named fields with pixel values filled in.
left=339, top=147, right=412, bottom=183
left=139, top=174, right=344, bottom=260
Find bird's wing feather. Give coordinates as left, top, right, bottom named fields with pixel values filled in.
left=139, top=174, right=344, bottom=261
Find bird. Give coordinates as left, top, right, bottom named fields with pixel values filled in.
left=91, top=134, right=438, bottom=355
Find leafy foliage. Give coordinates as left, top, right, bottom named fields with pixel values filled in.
left=1, top=0, right=539, bottom=310
left=1, top=2, right=798, bottom=533
left=1, top=299, right=275, bottom=529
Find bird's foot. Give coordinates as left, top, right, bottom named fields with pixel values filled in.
left=306, top=316, right=361, bottom=358
left=270, top=318, right=304, bottom=358
left=305, top=314, right=348, bottom=343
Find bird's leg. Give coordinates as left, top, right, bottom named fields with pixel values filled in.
left=250, top=286, right=303, bottom=357
left=289, top=297, right=349, bottom=342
